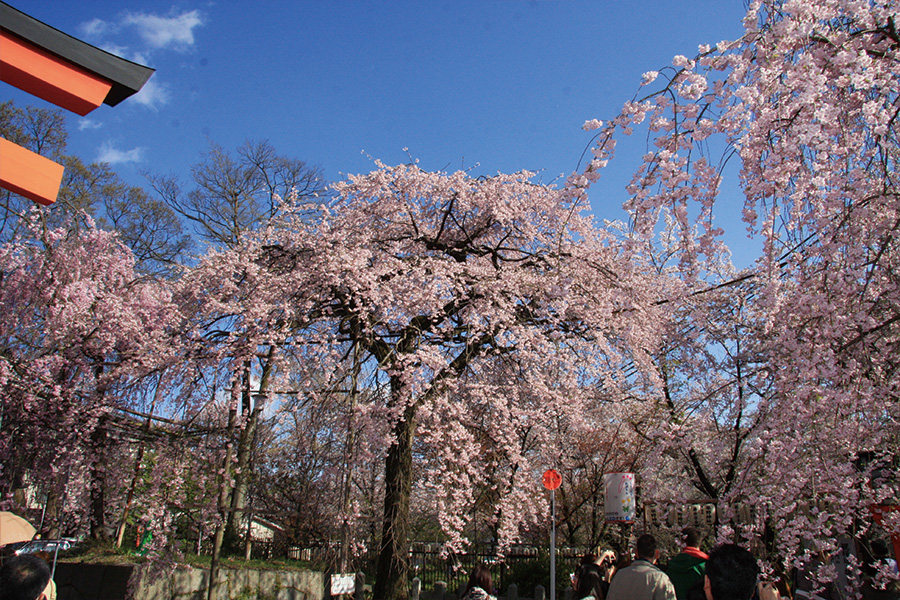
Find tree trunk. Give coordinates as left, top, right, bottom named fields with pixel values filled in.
left=89, top=418, right=108, bottom=540
left=116, top=378, right=164, bottom=548
left=228, top=399, right=261, bottom=543
left=372, top=398, right=417, bottom=600
left=89, top=361, right=109, bottom=541
left=209, top=377, right=240, bottom=600
left=225, top=362, right=252, bottom=541
left=42, top=488, right=60, bottom=538
left=227, top=350, right=274, bottom=547
left=339, top=342, right=361, bottom=575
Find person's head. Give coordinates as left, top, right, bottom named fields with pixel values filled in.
left=872, top=538, right=890, bottom=560
left=581, top=553, right=599, bottom=565
left=0, top=554, right=54, bottom=600
left=574, top=563, right=605, bottom=600
left=466, top=564, right=492, bottom=594
left=703, top=544, right=759, bottom=600
left=636, top=534, right=659, bottom=562
left=596, top=549, right=617, bottom=572
left=682, top=527, right=703, bottom=548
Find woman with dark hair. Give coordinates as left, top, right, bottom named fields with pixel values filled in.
left=462, top=564, right=497, bottom=600
left=573, top=563, right=606, bottom=600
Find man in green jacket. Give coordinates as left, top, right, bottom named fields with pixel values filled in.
left=666, top=527, right=709, bottom=600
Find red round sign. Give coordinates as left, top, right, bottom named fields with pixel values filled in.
left=542, top=469, right=561, bottom=491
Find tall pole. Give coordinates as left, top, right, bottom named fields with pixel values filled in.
left=339, top=342, right=360, bottom=598
left=543, top=468, right=561, bottom=600
left=550, top=487, right=556, bottom=600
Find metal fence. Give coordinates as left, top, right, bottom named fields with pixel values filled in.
left=408, top=544, right=585, bottom=595
left=178, top=535, right=587, bottom=595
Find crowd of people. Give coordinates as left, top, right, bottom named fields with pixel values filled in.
left=3, top=528, right=897, bottom=600
left=577, top=531, right=768, bottom=600
left=461, top=528, right=898, bottom=600
left=572, top=529, right=899, bottom=600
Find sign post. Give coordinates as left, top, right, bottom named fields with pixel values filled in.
left=330, top=573, right=355, bottom=597
left=543, top=469, right=562, bottom=600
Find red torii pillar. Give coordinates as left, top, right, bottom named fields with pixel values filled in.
left=0, top=1, right=154, bottom=206
left=871, top=505, right=900, bottom=565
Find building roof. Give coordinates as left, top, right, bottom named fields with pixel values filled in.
left=0, top=1, right=154, bottom=106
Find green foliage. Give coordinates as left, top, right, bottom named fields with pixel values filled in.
left=181, top=553, right=315, bottom=572
left=504, top=551, right=577, bottom=598
left=233, top=585, right=268, bottom=600
left=58, top=537, right=148, bottom=565
left=222, top=527, right=245, bottom=557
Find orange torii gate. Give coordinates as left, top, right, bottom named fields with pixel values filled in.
left=0, top=1, right=154, bottom=206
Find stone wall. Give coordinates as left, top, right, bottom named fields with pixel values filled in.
left=54, top=562, right=324, bottom=600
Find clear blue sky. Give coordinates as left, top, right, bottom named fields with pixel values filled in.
left=5, top=0, right=750, bottom=243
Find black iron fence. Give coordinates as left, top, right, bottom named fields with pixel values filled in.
left=176, top=534, right=588, bottom=595
left=408, top=543, right=585, bottom=595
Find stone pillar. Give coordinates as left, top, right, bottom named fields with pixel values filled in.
left=534, top=584, right=546, bottom=600
left=434, top=580, right=447, bottom=600
left=507, top=582, right=518, bottom=600
left=410, top=577, right=421, bottom=600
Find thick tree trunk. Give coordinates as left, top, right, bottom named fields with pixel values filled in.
left=208, top=378, right=240, bottom=600
left=43, top=488, right=60, bottom=538
left=227, top=350, right=274, bottom=548
left=227, top=400, right=261, bottom=542
left=225, top=362, right=252, bottom=541
left=372, top=400, right=417, bottom=600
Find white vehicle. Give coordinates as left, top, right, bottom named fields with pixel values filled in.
left=14, top=538, right=75, bottom=557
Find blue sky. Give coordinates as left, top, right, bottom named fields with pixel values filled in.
left=5, top=0, right=750, bottom=252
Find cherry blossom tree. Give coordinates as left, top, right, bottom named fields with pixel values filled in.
left=0, top=215, right=178, bottom=538
left=11, top=3, right=900, bottom=596
left=183, top=162, right=668, bottom=598
left=572, top=0, right=900, bottom=587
